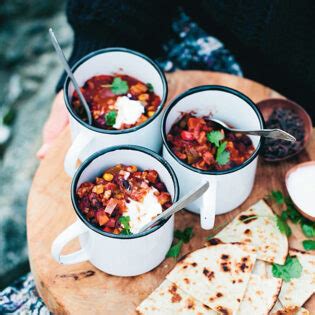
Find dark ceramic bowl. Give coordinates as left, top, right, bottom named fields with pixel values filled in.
left=256, top=98, right=313, bottom=162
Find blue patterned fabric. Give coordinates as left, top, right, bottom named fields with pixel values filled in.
left=0, top=12, right=242, bottom=315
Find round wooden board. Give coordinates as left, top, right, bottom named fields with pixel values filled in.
left=27, top=71, right=315, bottom=314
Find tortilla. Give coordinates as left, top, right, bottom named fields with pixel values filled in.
left=271, top=300, right=310, bottom=315
left=136, top=279, right=217, bottom=315
left=216, top=200, right=288, bottom=264
left=279, top=249, right=315, bottom=308
left=237, top=273, right=282, bottom=315
left=166, top=242, right=256, bottom=315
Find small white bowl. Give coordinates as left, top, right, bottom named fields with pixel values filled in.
left=286, top=161, right=315, bottom=222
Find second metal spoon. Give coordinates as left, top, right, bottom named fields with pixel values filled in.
left=210, top=118, right=296, bottom=142
left=49, top=28, right=92, bottom=125
left=138, top=180, right=209, bottom=233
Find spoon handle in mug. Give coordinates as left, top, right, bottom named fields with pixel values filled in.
left=232, top=128, right=296, bottom=142
left=138, top=180, right=209, bottom=233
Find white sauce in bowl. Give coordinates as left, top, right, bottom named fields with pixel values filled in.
left=286, top=163, right=315, bottom=217
left=125, top=187, right=163, bottom=234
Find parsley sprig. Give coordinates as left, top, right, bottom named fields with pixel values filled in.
left=269, top=190, right=315, bottom=250
left=146, top=83, right=154, bottom=92
left=166, top=227, right=194, bottom=260
left=105, top=111, right=117, bottom=126
left=207, top=130, right=230, bottom=166
left=272, top=255, right=303, bottom=282
left=102, top=77, right=129, bottom=95
left=119, top=216, right=132, bottom=235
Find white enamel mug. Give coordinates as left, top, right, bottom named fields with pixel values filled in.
left=161, top=85, right=265, bottom=230
left=63, top=48, right=168, bottom=177
left=51, top=145, right=179, bottom=276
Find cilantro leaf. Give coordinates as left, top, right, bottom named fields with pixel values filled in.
left=216, top=142, right=230, bottom=166
left=111, top=77, right=129, bottom=95
left=105, top=111, right=117, bottom=126
left=119, top=216, right=131, bottom=235
left=166, top=240, right=183, bottom=259
left=272, top=256, right=303, bottom=282
left=286, top=204, right=302, bottom=223
left=207, top=130, right=224, bottom=147
left=301, top=220, right=315, bottom=238
left=276, top=215, right=292, bottom=237
left=168, top=227, right=194, bottom=259
left=271, top=191, right=285, bottom=204
left=303, top=240, right=315, bottom=251
left=146, top=82, right=154, bottom=92
left=174, top=227, right=194, bottom=243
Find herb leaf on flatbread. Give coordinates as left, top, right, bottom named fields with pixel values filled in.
left=276, top=215, right=292, bottom=237
left=272, top=256, right=302, bottom=282
left=302, top=240, right=315, bottom=251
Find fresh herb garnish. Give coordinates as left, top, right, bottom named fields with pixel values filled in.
left=207, top=130, right=224, bottom=148
left=119, top=216, right=131, bottom=235
left=272, top=255, right=303, bottom=282
left=105, top=111, right=117, bottom=126
left=302, top=240, right=315, bottom=251
left=276, top=215, right=292, bottom=237
left=147, top=82, right=154, bottom=92
left=102, top=77, right=129, bottom=95
left=270, top=190, right=285, bottom=204
left=301, top=220, right=315, bottom=238
left=166, top=227, right=194, bottom=259
left=216, top=141, right=230, bottom=166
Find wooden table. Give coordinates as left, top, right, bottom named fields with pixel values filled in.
left=27, top=71, right=315, bottom=314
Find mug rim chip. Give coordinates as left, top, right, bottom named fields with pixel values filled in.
left=71, top=145, right=180, bottom=240
left=63, top=47, right=168, bottom=135
left=161, top=85, right=266, bottom=176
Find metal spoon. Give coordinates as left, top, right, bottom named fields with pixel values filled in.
left=138, top=180, right=209, bottom=233
left=48, top=28, right=92, bottom=125
left=209, top=118, right=296, bottom=142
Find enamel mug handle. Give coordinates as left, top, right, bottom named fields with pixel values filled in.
left=64, top=129, right=94, bottom=177
left=200, top=177, right=217, bottom=229
left=51, top=220, right=89, bottom=265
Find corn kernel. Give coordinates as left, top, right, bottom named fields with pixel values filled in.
left=147, top=111, right=155, bottom=117
left=138, top=93, right=149, bottom=101
left=103, top=173, right=114, bottom=181
left=92, top=184, right=104, bottom=194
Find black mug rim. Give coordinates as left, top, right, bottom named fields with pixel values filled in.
left=63, top=47, right=168, bottom=135
left=161, top=85, right=266, bottom=175
left=71, top=145, right=180, bottom=239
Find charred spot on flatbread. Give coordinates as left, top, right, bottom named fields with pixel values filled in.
left=168, top=283, right=182, bottom=303
left=236, top=256, right=253, bottom=273
left=216, top=305, right=232, bottom=315
left=186, top=297, right=195, bottom=310
left=221, top=254, right=230, bottom=260
left=216, top=292, right=223, bottom=298
left=244, top=228, right=252, bottom=235
left=206, top=238, right=223, bottom=246
left=191, top=262, right=198, bottom=267
left=202, top=304, right=211, bottom=310
left=272, top=306, right=299, bottom=315
left=203, top=267, right=215, bottom=281
left=183, top=277, right=190, bottom=284
left=239, top=214, right=257, bottom=224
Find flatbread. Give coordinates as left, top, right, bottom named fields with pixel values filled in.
left=271, top=300, right=310, bottom=315
left=237, top=273, right=282, bottom=315
left=216, top=200, right=288, bottom=264
left=166, top=242, right=256, bottom=315
left=136, top=279, right=217, bottom=315
left=279, top=249, right=315, bottom=308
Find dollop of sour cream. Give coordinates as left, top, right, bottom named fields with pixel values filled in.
left=125, top=187, right=163, bottom=234
left=287, top=163, right=315, bottom=217
left=113, top=96, right=144, bottom=129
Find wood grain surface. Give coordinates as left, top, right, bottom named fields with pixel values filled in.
left=27, top=71, right=314, bottom=314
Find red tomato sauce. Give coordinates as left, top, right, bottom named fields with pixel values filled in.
left=76, top=164, right=172, bottom=235
left=71, top=74, right=161, bottom=129
left=166, top=113, right=255, bottom=171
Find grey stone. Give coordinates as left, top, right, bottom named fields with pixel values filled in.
left=0, top=2, right=73, bottom=288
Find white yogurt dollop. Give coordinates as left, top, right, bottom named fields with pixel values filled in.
left=125, top=187, right=163, bottom=234
left=287, top=164, right=315, bottom=217
left=113, top=96, right=144, bottom=129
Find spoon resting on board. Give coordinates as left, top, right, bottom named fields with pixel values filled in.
left=209, top=118, right=296, bottom=142
left=138, top=180, right=210, bottom=233
left=48, top=28, right=93, bottom=125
